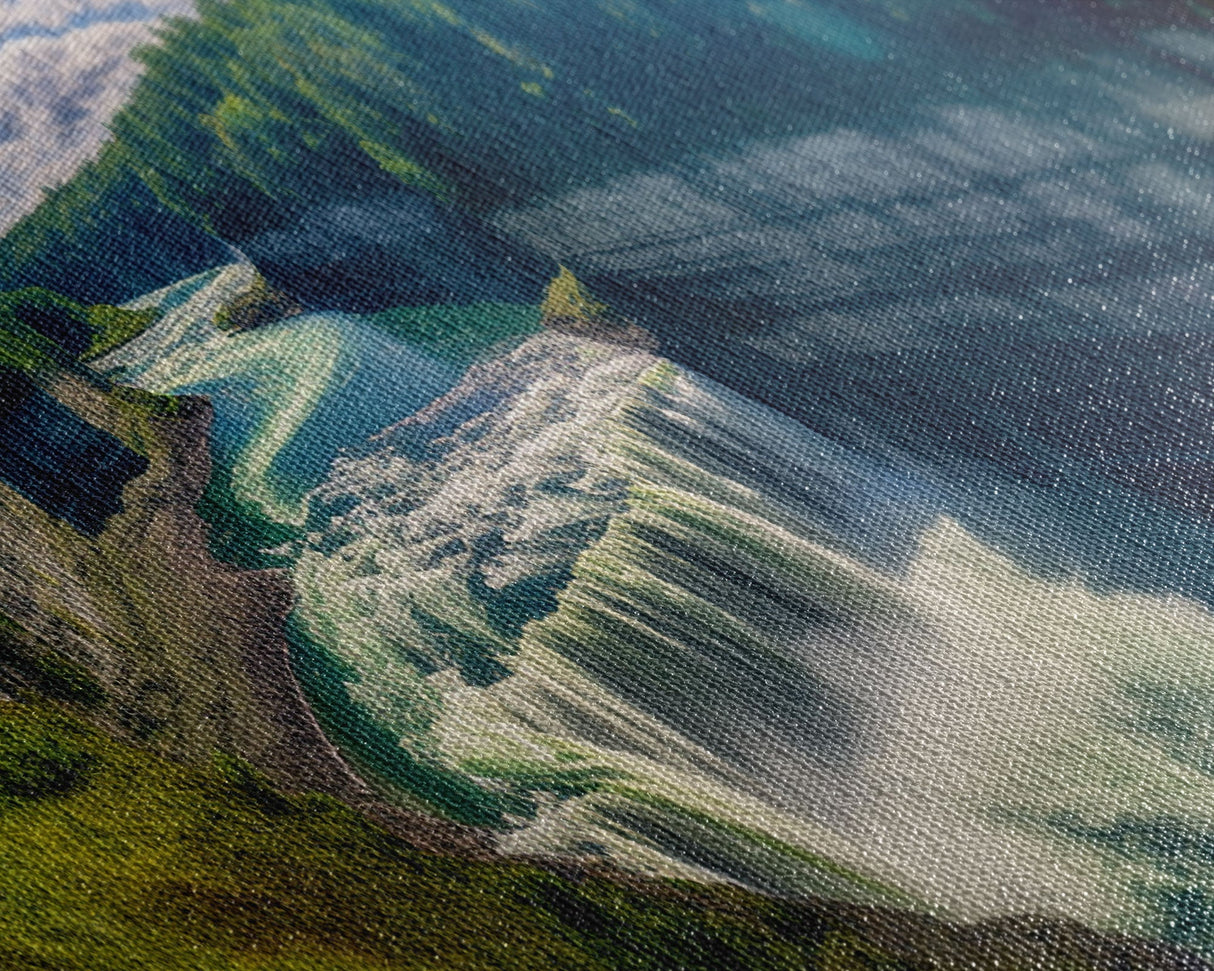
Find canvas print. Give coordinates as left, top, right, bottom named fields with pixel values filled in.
left=5, top=0, right=1214, bottom=967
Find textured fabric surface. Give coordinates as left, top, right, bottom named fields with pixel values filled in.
left=4, top=1, right=1214, bottom=968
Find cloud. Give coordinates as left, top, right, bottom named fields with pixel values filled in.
left=0, top=2, right=194, bottom=232
left=0, top=2, right=191, bottom=37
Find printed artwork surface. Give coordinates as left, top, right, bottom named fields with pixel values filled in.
left=5, top=1, right=1214, bottom=967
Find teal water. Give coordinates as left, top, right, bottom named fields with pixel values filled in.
left=747, top=1, right=884, bottom=60
left=96, top=266, right=525, bottom=528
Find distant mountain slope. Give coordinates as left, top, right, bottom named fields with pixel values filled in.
left=0, top=146, right=231, bottom=306
left=0, top=0, right=911, bottom=304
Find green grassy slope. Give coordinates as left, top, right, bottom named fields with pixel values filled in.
left=0, top=700, right=1200, bottom=971
left=0, top=702, right=801, bottom=971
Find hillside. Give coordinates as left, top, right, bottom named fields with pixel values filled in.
left=5, top=700, right=1203, bottom=971
left=0, top=0, right=899, bottom=305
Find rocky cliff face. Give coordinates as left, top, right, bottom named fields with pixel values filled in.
left=0, top=370, right=362, bottom=797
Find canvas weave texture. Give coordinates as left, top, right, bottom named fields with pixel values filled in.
left=3, top=1, right=1214, bottom=968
